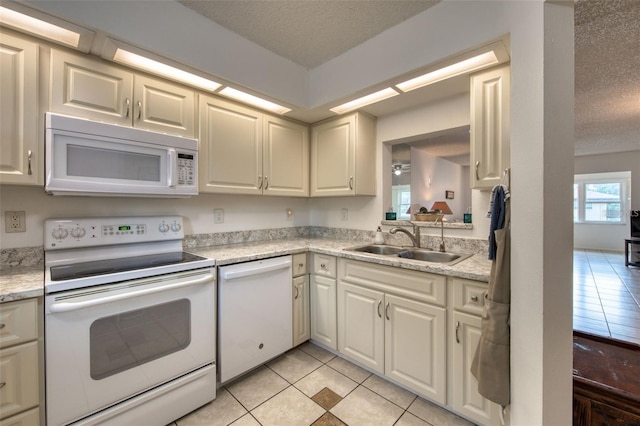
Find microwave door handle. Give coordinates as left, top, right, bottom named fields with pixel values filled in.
left=168, top=149, right=178, bottom=187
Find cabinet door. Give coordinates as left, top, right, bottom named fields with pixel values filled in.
left=133, top=74, right=195, bottom=138
left=51, top=49, right=133, bottom=126
left=385, top=294, right=446, bottom=404
left=310, top=275, right=337, bottom=350
left=293, top=275, right=310, bottom=347
left=470, top=64, right=510, bottom=189
left=310, top=114, right=355, bottom=196
left=451, top=311, right=499, bottom=425
left=199, top=96, right=263, bottom=194
left=0, top=342, right=39, bottom=420
left=263, top=116, right=309, bottom=197
left=0, top=32, right=40, bottom=185
left=337, top=282, right=384, bottom=374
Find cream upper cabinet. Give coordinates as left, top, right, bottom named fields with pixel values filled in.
left=263, top=116, right=309, bottom=196
left=310, top=111, right=376, bottom=197
left=337, top=259, right=446, bottom=404
left=0, top=31, right=41, bottom=185
left=199, top=95, right=309, bottom=196
left=449, top=278, right=500, bottom=425
left=470, top=63, right=510, bottom=190
left=50, top=49, right=195, bottom=137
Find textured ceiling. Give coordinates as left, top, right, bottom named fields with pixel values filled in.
left=178, top=0, right=639, bottom=157
left=575, top=0, right=640, bottom=155
left=179, top=0, right=438, bottom=69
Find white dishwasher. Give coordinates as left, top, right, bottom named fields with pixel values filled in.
left=218, top=255, right=293, bottom=383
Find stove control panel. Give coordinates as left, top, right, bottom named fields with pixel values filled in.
left=44, top=216, right=184, bottom=250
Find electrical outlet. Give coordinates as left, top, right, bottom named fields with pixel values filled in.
left=5, top=211, right=26, bottom=233
left=341, top=208, right=348, bottom=221
left=214, top=209, right=224, bottom=224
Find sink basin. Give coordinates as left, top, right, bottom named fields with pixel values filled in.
left=349, top=245, right=406, bottom=255
left=345, top=244, right=472, bottom=265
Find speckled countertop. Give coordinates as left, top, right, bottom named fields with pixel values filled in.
left=0, top=238, right=491, bottom=302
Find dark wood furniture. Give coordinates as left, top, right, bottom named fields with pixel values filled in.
left=573, top=331, right=640, bottom=425
left=624, top=238, right=640, bottom=267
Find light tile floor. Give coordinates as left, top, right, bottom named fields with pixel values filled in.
left=171, top=342, right=473, bottom=426
left=573, top=249, right=640, bottom=344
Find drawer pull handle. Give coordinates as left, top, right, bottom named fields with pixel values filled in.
left=385, top=302, right=390, bottom=320
left=137, top=100, right=142, bottom=120
left=0, top=382, right=5, bottom=388
left=0, top=323, right=5, bottom=329
left=475, top=161, right=480, bottom=180
left=294, top=286, right=299, bottom=300
left=27, top=150, right=33, bottom=175
left=377, top=300, right=382, bottom=318
left=349, top=176, right=354, bottom=190
left=455, top=321, right=460, bottom=343
left=298, top=263, right=304, bottom=268
left=125, top=98, right=130, bottom=117
left=320, top=263, right=326, bottom=268
left=471, top=295, right=479, bottom=302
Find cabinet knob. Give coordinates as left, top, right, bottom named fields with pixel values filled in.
left=320, top=263, right=326, bottom=268
left=0, top=382, right=5, bottom=388
left=0, top=323, right=5, bottom=329
left=471, top=295, right=479, bottom=302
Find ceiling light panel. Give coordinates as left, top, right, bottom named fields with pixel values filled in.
left=219, top=87, right=291, bottom=115
left=330, top=87, right=399, bottom=114
left=0, top=5, right=93, bottom=51
left=396, top=51, right=500, bottom=93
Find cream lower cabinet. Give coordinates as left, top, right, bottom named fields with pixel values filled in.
left=199, top=96, right=309, bottom=196
left=309, top=254, right=337, bottom=350
left=337, top=259, right=446, bottom=404
left=50, top=49, right=195, bottom=138
left=449, top=278, right=500, bottom=425
left=310, top=111, right=376, bottom=197
left=0, top=299, right=41, bottom=424
left=0, top=31, right=41, bottom=185
left=292, top=253, right=310, bottom=347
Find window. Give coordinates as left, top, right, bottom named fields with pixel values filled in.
left=391, top=185, right=411, bottom=220
left=574, top=172, right=630, bottom=224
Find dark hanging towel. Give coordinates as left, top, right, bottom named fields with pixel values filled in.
left=471, top=196, right=511, bottom=407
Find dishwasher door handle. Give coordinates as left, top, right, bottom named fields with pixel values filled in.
left=221, top=259, right=291, bottom=280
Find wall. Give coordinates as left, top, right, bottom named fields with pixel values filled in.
left=574, top=150, right=640, bottom=250
left=411, top=148, right=465, bottom=221
left=0, top=185, right=311, bottom=249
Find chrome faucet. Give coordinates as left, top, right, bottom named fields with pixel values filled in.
left=389, top=225, right=421, bottom=248
left=435, top=216, right=446, bottom=252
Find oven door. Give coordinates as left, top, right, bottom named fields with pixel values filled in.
left=45, top=268, right=215, bottom=426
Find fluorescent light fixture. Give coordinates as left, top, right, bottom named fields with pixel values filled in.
left=219, top=87, right=291, bottom=115
left=396, top=51, right=499, bottom=93
left=113, top=48, right=222, bottom=92
left=330, top=87, right=399, bottom=114
left=0, top=6, right=82, bottom=48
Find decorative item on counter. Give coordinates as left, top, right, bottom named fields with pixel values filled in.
left=414, top=206, right=441, bottom=222
left=385, top=207, right=396, bottom=220
left=464, top=206, right=472, bottom=223
left=374, top=226, right=385, bottom=244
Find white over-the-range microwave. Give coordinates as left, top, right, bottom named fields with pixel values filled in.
left=45, top=113, right=198, bottom=197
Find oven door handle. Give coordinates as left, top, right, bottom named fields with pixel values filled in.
left=48, top=272, right=214, bottom=313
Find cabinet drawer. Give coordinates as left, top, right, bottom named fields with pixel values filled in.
left=0, top=341, right=39, bottom=420
left=311, top=254, right=336, bottom=278
left=0, top=407, right=39, bottom=425
left=0, top=299, right=37, bottom=349
left=292, top=253, right=308, bottom=277
left=452, top=278, right=487, bottom=315
left=339, top=259, right=446, bottom=307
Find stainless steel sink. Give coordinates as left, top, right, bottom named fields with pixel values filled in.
left=345, top=244, right=472, bottom=265
left=349, top=245, right=407, bottom=255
